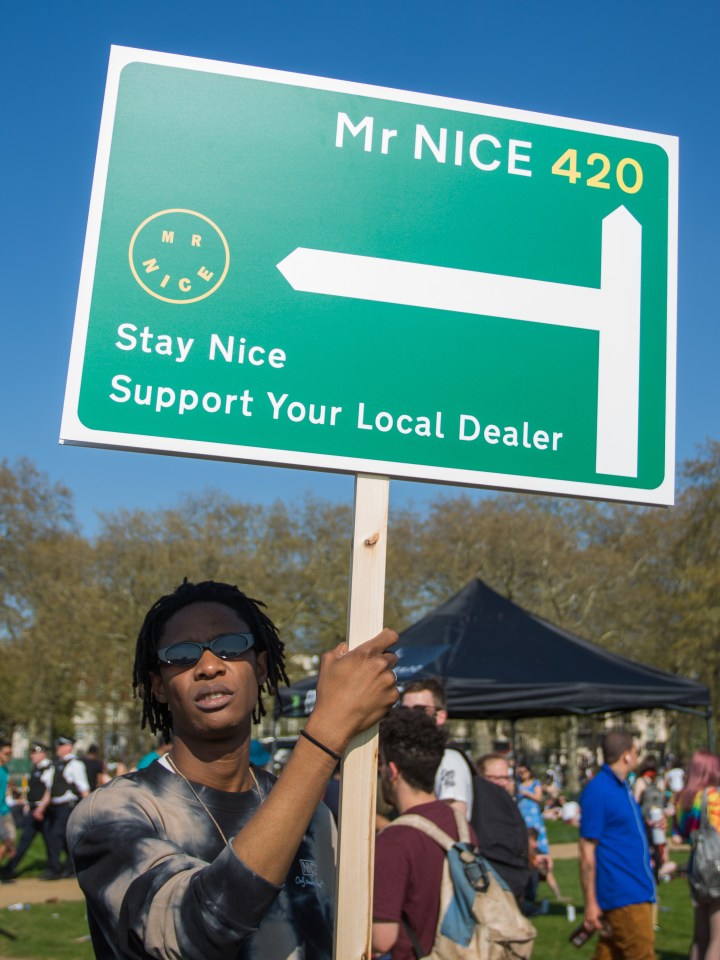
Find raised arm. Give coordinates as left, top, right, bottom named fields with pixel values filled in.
left=231, top=628, right=399, bottom=883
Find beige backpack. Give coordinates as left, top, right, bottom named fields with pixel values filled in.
left=385, top=807, right=536, bottom=960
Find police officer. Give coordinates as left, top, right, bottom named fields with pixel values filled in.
left=1, top=742, right=54, bottom=881
left=40, top=736, right=89, bottom=879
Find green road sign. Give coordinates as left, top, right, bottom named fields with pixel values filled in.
left=61, top=47, right=678, bottom=504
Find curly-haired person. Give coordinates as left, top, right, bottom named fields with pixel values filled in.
left=372, top=707, right=479, bottom=960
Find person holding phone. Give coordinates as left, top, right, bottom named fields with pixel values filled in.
left=578, top=730, right=655, bottom=960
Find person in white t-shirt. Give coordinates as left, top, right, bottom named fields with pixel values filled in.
left=38, top=736, right=90, bottom=879
left=401, top=678, right=473, bottom=819
left=561, top=799, right=581, bottom=827
left=665, top=760, right=686, bottom=796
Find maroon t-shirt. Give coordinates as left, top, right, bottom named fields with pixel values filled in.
left=373, top=800, right=478, bottom=960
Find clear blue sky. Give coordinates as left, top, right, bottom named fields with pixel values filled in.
left=3, top=1, right=717, bottom=534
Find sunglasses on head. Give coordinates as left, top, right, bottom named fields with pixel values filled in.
left=156, top=632, right=255, bottom=667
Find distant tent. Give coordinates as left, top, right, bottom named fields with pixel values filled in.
left=275, top=579, right=711, bottom=726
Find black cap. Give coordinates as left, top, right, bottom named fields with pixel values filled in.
left=55, top=735, right=75, bottom=747
left=30, top=742, right=50, bottom=753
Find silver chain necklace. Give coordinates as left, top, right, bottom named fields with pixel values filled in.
left=166, top=754, right=260, bottom=846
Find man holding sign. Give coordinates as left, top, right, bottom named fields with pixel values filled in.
left=68, top=579, right=399, bottom=959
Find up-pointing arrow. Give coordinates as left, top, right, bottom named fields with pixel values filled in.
left=277, top=206, right=642, bottom=478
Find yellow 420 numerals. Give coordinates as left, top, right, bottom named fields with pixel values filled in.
left=551, top=148, right=643, bottom=194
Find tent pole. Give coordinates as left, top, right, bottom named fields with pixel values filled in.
left=510, top=719, right=517, bottom=764
left=707, top=707, right=715, bottom=752
left=567, top=716, right=580, bottom=795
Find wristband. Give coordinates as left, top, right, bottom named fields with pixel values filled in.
left=300, top=729, right=342, bottom=763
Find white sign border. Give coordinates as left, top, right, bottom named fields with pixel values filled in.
left=60, top=45, right=678, bottom=507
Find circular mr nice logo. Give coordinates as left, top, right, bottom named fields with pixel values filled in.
left=128, top=209, right=230, bottom=304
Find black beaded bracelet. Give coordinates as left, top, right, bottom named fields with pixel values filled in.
left=300, top=729, right=342, bottom=763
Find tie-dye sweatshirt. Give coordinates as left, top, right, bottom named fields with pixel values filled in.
left=67, top=761, right=335, bottom=959
left=676, top=786, right=720, bottom=840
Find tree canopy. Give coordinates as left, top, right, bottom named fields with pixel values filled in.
left=1, top=443, right=717, bottom=751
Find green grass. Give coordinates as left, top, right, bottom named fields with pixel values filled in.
left=0, top=901, right=93, bottom=960
left=530, top=853, right=693, bottom=960
left=545, top=819, right=581, bottom=845
left=0, top=839, right=695, bottom=959
left=1, top=831, right=92, bottom=959
left=2, top=833, right=53, bottom=881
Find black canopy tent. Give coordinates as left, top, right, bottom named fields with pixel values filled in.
left=275, top=579, right=712, bottom=744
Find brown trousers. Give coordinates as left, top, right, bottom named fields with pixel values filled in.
left=594, top=902, right=655, bottom=960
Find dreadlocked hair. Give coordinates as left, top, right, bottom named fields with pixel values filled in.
left=132, top=579, right=289, bottom=742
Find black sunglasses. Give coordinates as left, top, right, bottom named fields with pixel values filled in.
left=157, top=632, right=255, bottom=667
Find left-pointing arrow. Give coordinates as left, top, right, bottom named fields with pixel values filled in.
left=277, top=206, right=642, bottom=478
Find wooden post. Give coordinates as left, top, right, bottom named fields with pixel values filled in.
left=333, top=474, right=390, bottom=960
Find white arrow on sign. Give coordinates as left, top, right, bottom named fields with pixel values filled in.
left=277, top=206, right=642, bottom=478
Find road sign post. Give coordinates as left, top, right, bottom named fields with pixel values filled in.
left=336, top=474, right=389, bottom=959
left=61, top=45, right=678, bottom=959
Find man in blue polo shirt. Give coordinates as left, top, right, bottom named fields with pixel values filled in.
left=579, top=730, right=655, bottom=960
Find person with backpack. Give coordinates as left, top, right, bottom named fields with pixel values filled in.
left=676, top=749, right=720, bottom=960
left=634, top=758, right=664, bottom=813
left=633, top=756, right=670, bottom=883
left=373, top=707, right=472, bottom=959
left=373, top=709, right=534, bottom=960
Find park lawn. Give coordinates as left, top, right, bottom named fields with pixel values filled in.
left=0, top=842, right=694, bottom=959
left=545, top=818, right=581, bottom=845
left=1, top=833, right=93, bottom=959
left=532, top=853, right=693, bottom=960
left=3, top=832, right=50, bottom=880
left=0, top=901, right=93, bottom=960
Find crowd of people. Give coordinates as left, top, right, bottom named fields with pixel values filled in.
left=1, top=735, right=91, bottom=881
left=0, top=736, right=179, bottom=882
left=0, top=579, right=719, bottom=960
left=578, top=733, right=720, bottom=960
